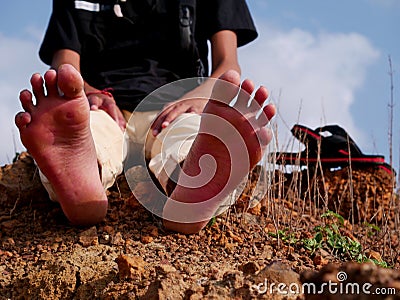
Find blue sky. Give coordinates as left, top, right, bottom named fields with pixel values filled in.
left=0, top=1, right=399, bottom=174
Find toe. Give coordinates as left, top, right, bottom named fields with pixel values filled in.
left=240, top=79, right=255, bottom=96
left=43, top=69, right=59, bottom=97
left=57, top=64, right=85, bottom=99
left=235, top=79, right=254, bottom=108
left=253, top=86, right=269, bottom=107
left=15, top=112, right=31, bottom=130
left=256, top=126, right=273, bottom=147
left=219, top=69, right=241, bottom=84
left=19, top=90, right=35, bottom=112
left=30, top=73, right=45, bottom=101
left=251, top=87, right=273, bottom=125
left=210, top=70, right=241, bottom=105
left=259, top=103, right=276, bottom=125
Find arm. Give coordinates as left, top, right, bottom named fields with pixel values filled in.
left=151, top=30, right=240, bottom=135
left=51, top=49, right=126, bottom=130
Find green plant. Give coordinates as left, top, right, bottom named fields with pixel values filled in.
left=362, top=221, right=381, bottom=238
left=268, top=228, right=298, bottom=245
left=301, top=210, right=388, bottom=266
left=370, top=259, right=389, bottom=268
left=207, top=216, right=216, bottom=227
left=303, top=231, right=323, bottom=255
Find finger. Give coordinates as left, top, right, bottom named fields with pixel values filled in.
left=151, top=107, right=173, bottom=136
left=107, top=106, right=120, bottom=124
left=162, top=107, right=185, bottom=125
left=88, top=95, right=103, bottom=108
left=106, top=104, right=126, bottom=130
left=162, top=100, right=177, bottom=110
left=101, top=98, right=118, bottom=110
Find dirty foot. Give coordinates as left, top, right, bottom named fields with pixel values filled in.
left=163, top=70, right=276, bottom=233
left=15, top=64, right=107, bottom=225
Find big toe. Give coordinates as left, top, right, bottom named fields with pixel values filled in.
left=210, top=70, right=241, bottom=105
left=57, top=64, right=85, bottom=99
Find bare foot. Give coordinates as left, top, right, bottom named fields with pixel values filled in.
left=163, top=70, right=276, bottom=233
left=15, top=64, right=107, bottom=225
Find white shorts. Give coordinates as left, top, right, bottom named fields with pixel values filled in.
left=39, top=109, right=202, bottom=200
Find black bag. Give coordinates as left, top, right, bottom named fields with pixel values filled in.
left=274, top=124, right=395, bottom=175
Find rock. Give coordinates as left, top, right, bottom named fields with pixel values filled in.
left=1, top=219, right=20, bottom=235
left=156, top=263, right=178, bottom=275
left=261, top=245, right=274, bottom=260
left=251, top=261, right=301, bottom=299
left=39, top=252, right=53, bottom=262
left=22, top=260, right=78, bottom=299
left=2, top=237, right=16, bottom=249
left=240, top=261, right=260, bottom=275
left=313, top=249, right=331, bottom=267
left=78, top=226, right=98, bottom=247
left=226, top=230, right=243, bottom=244
left=365, top=249, right=383, bottom=262
left=102, top=225, right=114, bottom=235
left=112, top=232, right=125, bottom=246
left=116, top=254, right=148, bottom=281
left=140, top=235, right=154, bottom=244
left=0, top=152, right=46, bottom=205
left=145, top=225, right=159, bottom=237
left=144, top=271, right=188, bottom=300
left=223, top=271, right=244, bottom=289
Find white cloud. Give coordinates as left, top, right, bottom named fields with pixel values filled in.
left=0, top=31, right=47, bottom=165
left=239, top=24, right=380, bottom=152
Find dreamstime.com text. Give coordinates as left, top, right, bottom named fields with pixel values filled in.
left=250, top=271, right=398, bottom=296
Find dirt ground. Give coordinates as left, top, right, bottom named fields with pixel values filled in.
left=1, top=153, right=400, bottom=299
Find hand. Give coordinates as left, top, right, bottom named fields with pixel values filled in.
left=87, top=92, right=126, bottom=130
left=151, top=98, right=208, bottom=136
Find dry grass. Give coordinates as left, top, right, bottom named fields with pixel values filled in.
left=231, top=123, right=399, bottom=267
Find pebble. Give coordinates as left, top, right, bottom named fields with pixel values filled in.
left=112, top=232, right=125, bottom=246
left=140, top=235, right=153, bottom=244
left=240, top=261, right=260, bottom=275
left=1, top=219, right=19, bottom=235
left=156, top=263, right=178, bottom=275
left=78, top=226, right=99, bottom=247
left=115, top=254, right=148, bottom=281
left=39, top=252, right=53, bottom=261
left=102, top=225, right=114, bottom=235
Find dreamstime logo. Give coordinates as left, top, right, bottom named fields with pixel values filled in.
left=336, top=271, right=347, bottom=281
left=250, top=271, right=397, bottom=296
left=123, top=76, right=275, bottom=223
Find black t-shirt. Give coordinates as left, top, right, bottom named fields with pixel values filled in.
left=39, top=0, right=258, bottom=111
